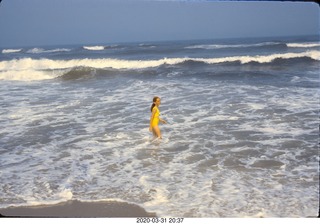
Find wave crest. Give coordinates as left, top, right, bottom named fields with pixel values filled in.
left=26, top=48, right=71, bottom=54
left=185, top=42, right=285, bottom=50
left=83, top=46, right=105, bottom=51
left=186, top=41, right=320, bottom=50
left=2, top=49, right=22, bottom=54
left=287, top=42, right=320, bottom=48
left=1, top=50, right=319, bottom=81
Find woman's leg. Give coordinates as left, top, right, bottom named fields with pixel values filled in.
left=152, top=128, right=157, bottom=137
left=152, top=125, right=162, bottom=138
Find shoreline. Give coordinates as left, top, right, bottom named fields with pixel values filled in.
left=0, top=200, right=156, bottom=218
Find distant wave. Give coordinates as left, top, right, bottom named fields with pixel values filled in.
left=186, top=41, right=320, bottom=50
left=83, top=45, right=123, bottom=50
left=83, top=46, right=105, bottom=51
left=1, top=50, right=319, bottom=81
left=27, top=48, right=71, bottom=54
left=197, top=51, right=320, bottom=64
left=287, top=42, right=320, bottom=48
left=2, top=49, right=22, bottom=54
left=139, top=43, right=156, bottom=48
left=185, top=42, right=284, bottom=50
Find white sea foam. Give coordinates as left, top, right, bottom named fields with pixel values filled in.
left=200, top=50, right=320, bottom=64
left=287, top=42, right=320, bottom=48
left=0, top=78, right=318, bottom=217
left=0, top=40, right=318, bottom=217
left=248, top=103, right=265, bottom=110
left=2, top=49, right=22, bottom=54
left=27, top=48, right=44, bottom=54
left=186, top=41, right=320, bottom=50
left=26, top=48, right=71, bottom=54
left=0, top=69, right=65, bottom=81
left=0, top=70, right=49, bottom=81
left=22, top=188, right=73, bottom=207
left=83, top=46, right=105, bottom=51
left=48, top=48, right=71, bottom=53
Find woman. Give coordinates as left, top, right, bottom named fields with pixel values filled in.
left=149, top=96, right=167, bottom=139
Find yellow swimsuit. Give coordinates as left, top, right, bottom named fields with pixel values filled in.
left=151, top=107, right=160, bottom=127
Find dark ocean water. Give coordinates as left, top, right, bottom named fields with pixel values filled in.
left=0, top=36, right=319, bottom=217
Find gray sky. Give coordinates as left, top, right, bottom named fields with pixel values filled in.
left=0, top=0, right=319, bottom=47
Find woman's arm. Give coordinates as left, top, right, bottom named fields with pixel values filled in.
left=160, top=118, right=167, bottom=124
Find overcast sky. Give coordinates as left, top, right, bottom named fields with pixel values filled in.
left=0, top=0, right=319, bottom=47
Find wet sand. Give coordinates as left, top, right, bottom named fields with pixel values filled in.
left=0, top=200, right=156, bottom=218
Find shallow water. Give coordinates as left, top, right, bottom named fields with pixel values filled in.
left=0, top=37, right=319, bottom=217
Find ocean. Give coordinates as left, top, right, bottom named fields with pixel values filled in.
left=0, top=36, right=319, bottom=217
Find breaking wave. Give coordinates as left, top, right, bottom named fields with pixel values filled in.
left=185, top=42, right=286, bottom=50
left=186, top=41, right=320, bottom=50
left=287, top=42, right=320, bottom=48
left=0, top=50, right=319, bottom=81
left=2, top=49, right=22, bottom=54
left=83, top=46, right=105, bottom=51
left=26, top=48, right=71, bottom=54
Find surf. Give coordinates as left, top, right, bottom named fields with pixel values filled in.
left=287, top=42, right=320, bottom=48
left=1, top=50, right=319, bottom=81
left=2, top=49, right=22, bottom=54
left=185, top=42, right=285, bottom=50
left=26, top=48, right=71, bottom=54
left=83, top=46, right=105, bottom=51
left=1, top=50, right=319, bottom=70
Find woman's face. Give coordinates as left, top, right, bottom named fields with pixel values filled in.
left=155, top=98, right=161, bottom=106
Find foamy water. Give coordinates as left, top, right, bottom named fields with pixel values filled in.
left=0, top=37, right=319, bottom=217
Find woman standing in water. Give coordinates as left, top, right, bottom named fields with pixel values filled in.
left=149, top=96, right=167, bottom=139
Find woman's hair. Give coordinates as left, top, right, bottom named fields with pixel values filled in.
left=150, top=96, right=159, bottom=112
